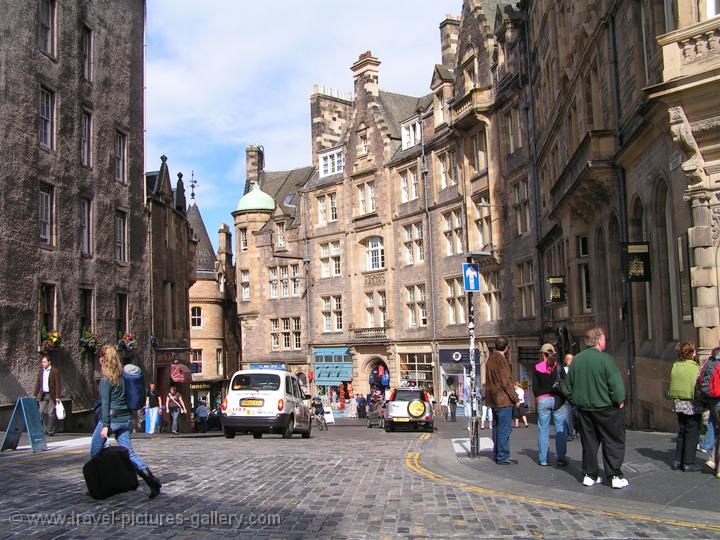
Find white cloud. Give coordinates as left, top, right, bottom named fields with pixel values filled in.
left=146, top=0, right=462, bottom=232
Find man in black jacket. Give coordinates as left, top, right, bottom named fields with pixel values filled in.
left=34, top=355, right=61, bottom=436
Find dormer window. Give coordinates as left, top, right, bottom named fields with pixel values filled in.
left=276, top=222, right=286, bottom=249
left=360, top=134, right=368, bottom=155
left=435, top=91, right=447, bottom=125
left=401, top=120, right=421, bottom=150
left=320, top=149, right=343, bottom=178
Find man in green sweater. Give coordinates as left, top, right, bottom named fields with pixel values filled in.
left=564, top=327, right=627, bottom=489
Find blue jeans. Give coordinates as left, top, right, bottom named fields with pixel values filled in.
left=170, top=409, right=181, bottom=433
left=701, top=404, right=718, bottom=452
left=90, top=420, right=147, bottom=471
left=564, top=403, right=575, bottom=437
left=537, top=397, right=567, bottom=464
left=492, top=407, right=513, bottom=463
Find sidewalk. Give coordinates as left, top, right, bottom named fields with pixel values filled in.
left=424, top=418, right=719, bottom=522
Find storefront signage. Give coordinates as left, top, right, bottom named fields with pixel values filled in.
left=190, top=383, right=212, bottom=391
left=249, top=363, right=286, bottom=370
left=396, top=345, right=433, bottom=354
left=405, top=371, right=427, bottom=380
left=622, top=242, right=651, bottom=282
left=439, top=349, right=480, bottom=365
left=546, top=276, right=566, bottom=304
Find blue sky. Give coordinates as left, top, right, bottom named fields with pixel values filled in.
left=145, top=1, right=461, bottom=248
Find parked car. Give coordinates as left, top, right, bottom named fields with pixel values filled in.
left=366, top=399, right=387, bottom=428
left=384, top=388, right=434, bottom=432
left=221, top=368, right=312, bottom=439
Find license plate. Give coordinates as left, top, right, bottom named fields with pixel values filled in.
left=393, top=417, right=410, bottom=422
left=241, top=399, right=263, bottom=407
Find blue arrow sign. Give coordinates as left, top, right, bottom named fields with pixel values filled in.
left=463, top=263, right=480, bottom=292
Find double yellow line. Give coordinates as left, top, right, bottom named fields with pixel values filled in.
left=404, top=451, right=720, bottom=533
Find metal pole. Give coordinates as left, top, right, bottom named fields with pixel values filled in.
left=467, top=256, right=478, bottom=456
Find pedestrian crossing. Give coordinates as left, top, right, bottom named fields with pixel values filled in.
left=451, top=437, right=493, bottom=457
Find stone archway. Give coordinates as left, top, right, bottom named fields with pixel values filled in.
left=365, top=356, right=390, bottom=395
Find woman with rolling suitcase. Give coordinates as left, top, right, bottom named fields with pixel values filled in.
left=89, top=344, right=161, bottom=498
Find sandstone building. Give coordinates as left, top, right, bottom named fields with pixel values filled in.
left=0, top=0, right=148, bottom=429
left=233, top=0, right=720, bottom=430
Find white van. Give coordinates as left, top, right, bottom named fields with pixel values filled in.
left=221, top=368, right=312, bottom=439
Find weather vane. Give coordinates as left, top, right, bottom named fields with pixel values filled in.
left=190, top=171, right=197, bottom=201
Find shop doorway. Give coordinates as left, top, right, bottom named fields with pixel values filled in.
left=368, top=358, right=390, bottom=396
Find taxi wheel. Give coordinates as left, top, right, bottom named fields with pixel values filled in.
left=367, top=419, right=372, bottom=428
left=302, top=421, right=311, bottom=439
left=252, top=432, right=262, bottom=439
left=282, top=417, right=294, bottom=439
left=223, top=428, right=235, bottom=439
left=384, top=422, right=394, bottom=433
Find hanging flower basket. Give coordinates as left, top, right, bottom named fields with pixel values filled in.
left=79, top=329, right=99, bottom=353
left=117, top=331, right=137, bottom=351
left=40, top=328, right=65, bottom=354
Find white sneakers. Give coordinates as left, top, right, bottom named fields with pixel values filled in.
left=611, top=476, right=629, bottom=489
left=582, top=475, right=602, bottom=487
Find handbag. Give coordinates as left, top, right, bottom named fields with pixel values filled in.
left=55, top=400, right=66, bottom=420
left=551, top=366, right=567, bottom=410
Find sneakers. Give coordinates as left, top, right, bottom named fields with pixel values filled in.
left=557, top=459, right=568, bottom=467
left=611, top=476, right=629, bottom=489
left=582, top=475, right=602, bottom=487
left=705, top=459, right=716, bottom=470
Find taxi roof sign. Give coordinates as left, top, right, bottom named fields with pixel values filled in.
left=249, top=363, right=287, bottom=370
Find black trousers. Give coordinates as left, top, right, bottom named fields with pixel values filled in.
left=577, top=406, right=626, bottom=478
left=674, top=413, right=701, bottom=466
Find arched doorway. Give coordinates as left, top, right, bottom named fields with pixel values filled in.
left=367, top=357, right=390, bottom=396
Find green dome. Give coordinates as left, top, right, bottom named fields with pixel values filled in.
left=235, top=183, right=275, bottom=212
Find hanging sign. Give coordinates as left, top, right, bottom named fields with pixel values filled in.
left=622, top=242, right=651, bottom=282
left=546, top=276, right=566, bottom=304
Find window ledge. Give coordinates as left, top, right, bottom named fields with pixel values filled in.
left=352, top=211, right=378, bottom=222
left=39, top=243, right=57, bottom=251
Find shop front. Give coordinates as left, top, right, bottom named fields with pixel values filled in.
left=313, top=347, right=353, bottom=416
left=398, top=347, right=434, bottom=395
left=438, top=348, right=481, bottom=409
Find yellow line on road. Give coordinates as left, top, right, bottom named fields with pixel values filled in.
left=405, top=452, right=720, bottom=533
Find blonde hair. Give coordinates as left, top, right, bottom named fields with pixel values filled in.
left=100, top=345, right=123, bottom=386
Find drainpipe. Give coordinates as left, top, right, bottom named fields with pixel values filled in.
left=418, top=108, right=439, bottom=393
left=522, top=11, right=545, bottom=341
left=609, top=12, right=637, bottom=427
left=300, top=189, right=314, bottom=393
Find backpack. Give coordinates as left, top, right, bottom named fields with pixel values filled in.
left=122, top=364, right=146, bottom=411
left=696, top=356, right=720, bottom=402
left=381, top=372, right=389, bottom=386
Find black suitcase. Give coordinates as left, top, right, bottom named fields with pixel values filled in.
left=83, top=446, right=139, bottom=499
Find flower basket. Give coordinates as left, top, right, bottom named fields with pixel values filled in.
left=40, top=328, right=64, bottom=354
left=79, top=329, right=99, bottom=353
left=117, top=331, right=138, bottom=352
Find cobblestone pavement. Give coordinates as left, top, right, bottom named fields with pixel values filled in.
left=0, top=420, right=719, bottom=539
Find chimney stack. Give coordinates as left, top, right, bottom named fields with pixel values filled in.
left=245, top=145, right=264, bottom=192
left=439, top=16, right=460, bottom=67
left=351, top=51, right=381, bottom=98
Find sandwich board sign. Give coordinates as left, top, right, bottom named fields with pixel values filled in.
left=1, top=398, right=48, bottom=453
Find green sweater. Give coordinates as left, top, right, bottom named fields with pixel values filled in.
left=100, top=378, right=131, bottom=427
left=668, top=360, right=699, bottom=400
left=564, top=347, right=625, bottom=410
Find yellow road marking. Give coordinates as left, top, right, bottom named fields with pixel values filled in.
left=405, top=452, right=720, bottom=533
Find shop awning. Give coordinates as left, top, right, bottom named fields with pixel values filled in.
left=170, top=363, right=193, bottom=383
left=314, top=362, right=353, bottom=386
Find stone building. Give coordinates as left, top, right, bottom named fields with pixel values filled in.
left=187, top=197, right=241, bottom=409
left=144, top=156, right=196, bottom=429
left=232, top=0, right=720, bottom=429
left=0, top=0, right=148, bottom=430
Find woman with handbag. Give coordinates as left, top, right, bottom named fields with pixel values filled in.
left=668, top=341, right=702, bottom=471
left=531, top=344, right=567, bottom=467
left=165, top=385, right=187, bottom=434
left=90, top=345, right=161, bottom=498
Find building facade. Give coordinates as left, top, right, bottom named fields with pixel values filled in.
left=188, top=199, right=241, bottom=409
left=0, top=0, right=149, bottom=430
left=233, top=0, right=720, bottom=430
left=145, top=156, right=197, bottom=430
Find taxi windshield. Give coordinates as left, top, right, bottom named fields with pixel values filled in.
left=231, top=373, right=281, bottom=391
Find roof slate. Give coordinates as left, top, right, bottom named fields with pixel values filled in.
left=186, top=203, right=217, bottom=273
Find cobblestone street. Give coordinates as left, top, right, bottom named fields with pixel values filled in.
left=1, top=421, right=719, bottom=538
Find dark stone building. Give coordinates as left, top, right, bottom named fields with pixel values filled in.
left=0, top=0, right=148, bottom=430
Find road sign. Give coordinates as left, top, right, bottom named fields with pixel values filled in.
left=463, top=263, right=480, bottom=292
